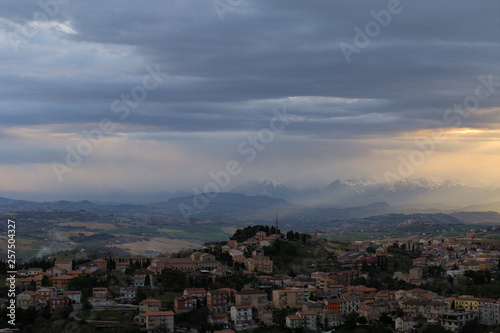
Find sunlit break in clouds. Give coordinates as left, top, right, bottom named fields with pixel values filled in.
left=0, top=0, right=499, bottom=202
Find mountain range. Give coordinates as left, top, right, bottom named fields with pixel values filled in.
left=230, top=177, right=500, bottom=209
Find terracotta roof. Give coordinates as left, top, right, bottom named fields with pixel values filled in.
left=146, top=311, right=174, bottom=316
left=140, top=298, right=161, bottom=304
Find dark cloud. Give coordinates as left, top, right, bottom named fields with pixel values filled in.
left=0, top=0, right=499, bottom=199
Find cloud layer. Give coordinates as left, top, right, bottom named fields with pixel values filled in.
left=0, top=0, right=499, bottom=201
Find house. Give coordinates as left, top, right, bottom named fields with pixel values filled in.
left=52, top=274, right=73, bottom=291
left=138, top=298, right=161, bottom=324
left=92, top=258, right=108, bottom=270
left=54, top=259, right=73, bottom=272
left=409, top=267, right=423, bottom=280
left=273, top=289, right=304, bottom=309
left=183, top=288, right=207, bottom=302
left=286, top=314, right=303, bottom=329
left=360, top=305, right=381, bottom=321
left=49, top=296, right=70, bottom=312
left=17, top=291, right=38, bottom=309
left=259, top=309, right=274, bottom=326
left=145, top=311, right=174, bottom=333
left=325, top=298, right=341, bottom=313
left=63, top=291, right=82, bottom=304
left=439, top=310, right=477, bottom=333
left=230, top=305, right=252, bottom=329
left=297, top=310, right=318, bottom=331
left=134, top=269, right=154, bottom=287
left=244, top=256, right=273, bottom=274
left=78, top=262, right=99, bottom=274
left=395, top=317, right=416, bottom=332
left=119, top=286, right=137, bottom=301
left=235, top=289, right=268, bottom=309
left=92, top=288, right=108, bottom=301
left=208, top=313, right=229, bottom=326
left=27, top=268, right=43, bottom=276
left=174, top=296, right=197, bottom=313
left=47, top=266, right=67, bottom=277
left=320, top=309, right=342, bottom=328
left=207, top=289, right=232, bottom=313
left=339, top=295, right=361, bottom=317
left=478, top=302, right=500, bottom=326
left=36, top=287, right=57, bottom=303
left=376, top=247, right=388, bottom=256
left=66, top=270, right=84, bottom=278
left=116, top=262, right=130, bottom=273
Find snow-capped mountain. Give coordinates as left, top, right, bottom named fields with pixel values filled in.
left=231, top=177, right=500, bottom=209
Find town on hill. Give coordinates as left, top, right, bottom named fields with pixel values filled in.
left=2, top=224, right=500, bottom=332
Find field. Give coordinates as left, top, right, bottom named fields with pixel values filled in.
left=0, top=211, right=236, bottom=259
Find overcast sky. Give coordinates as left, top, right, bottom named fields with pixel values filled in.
left=0, top=0, right=499, bottom=201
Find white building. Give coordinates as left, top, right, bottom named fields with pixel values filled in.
left=230, top=305, right=252, bottom=329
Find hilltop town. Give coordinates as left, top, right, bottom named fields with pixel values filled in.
left=2, top=225, right=500, bottom=333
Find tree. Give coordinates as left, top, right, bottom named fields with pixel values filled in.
left=344, top=311, right=359, bottom=330
left=41, top=275, right=49, bottom=287
left=366, top=246, right=376, bottom=253
left=362, top=259, right=369, bottom=272
left=145, top=274, right=151, bottom=287
left=357, top=316, right=368, bottom=325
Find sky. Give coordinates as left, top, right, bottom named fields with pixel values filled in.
left=0, top=0, right=499, bottom=202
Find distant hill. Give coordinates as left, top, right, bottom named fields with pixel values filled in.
left=462, top=201, right=500, bottom=213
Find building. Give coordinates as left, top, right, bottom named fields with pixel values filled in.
left=360, top=305, right=381, bottom=322
left=148, top=252, right=221, bottom=274
left=47, top=266, right=66, bottom=277
left=27, top=268, right=43, bottom=276
left=394, top=317, right=416, bottom=332
left=235, top=289, right=268, bottom=309
left=454, top=295, right=494, bottom=311
left=297, top=310, right=317, bottom=331
left=183, top=288, right=207, bottom=302
left=230, top=305, right=253, bottom=329
left=174, top=296, right=197, bottom=314
left=478, top=302, right=500, bottom=326
left=320, top=309, right=342, bottom=328
left=244, top=256, right=273, bottom=274
left=339, top=295, right=361, bottom=317
left=17, top=291, right=38, bottom=309
left=134, top=269, right=154, bottom=287
left=259, top=309, right=274, bottom=326
left=92, top=288, right=108, bottom=301
left=116, top=262, right=131, bottom=273
left=51, top=274, right=73, bottom=291
left=36, top=287, right=56, bottom=303
left=92, top=258, right=107, bottom=270
left=146, top=311, right=174, bottom=332
left=323, top=298, right=339, bottom=312
left=207, top=289, right=233, bottom=313
left=286, top=314, right=303, bottom=329
left=439, top=310, right=477, bottom=333
left=49, top=296, right=70, bottom=313
left=54, top=259, right=73, bottom=272
left=62, top=291, right=81, bottom=304
left=273, top=289, right=304, bottom=309
left=208, top=313, right=229, bottom=326
left=119, top=286, right=137, bottom=302
left=409, top=267, right=423, bottom=280
left=138, top=298, right=161, bottom=324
